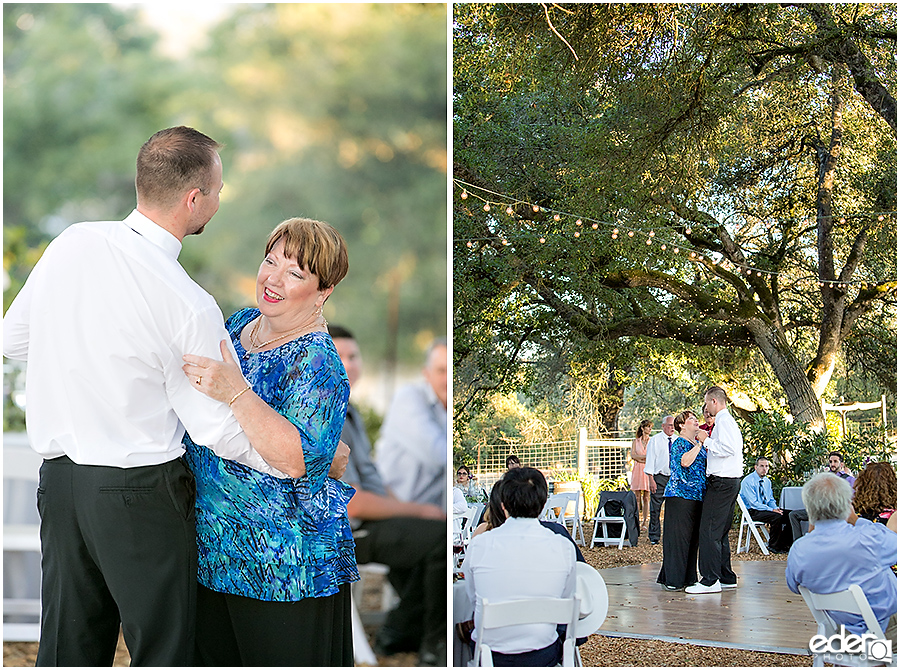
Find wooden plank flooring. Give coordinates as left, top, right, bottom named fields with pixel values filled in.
left=596, top=560, right=815, bottom=655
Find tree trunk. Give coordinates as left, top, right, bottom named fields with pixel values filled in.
left=746, top=318, right=825, bottom=427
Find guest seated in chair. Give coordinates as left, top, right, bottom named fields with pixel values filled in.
left=329, top=325, right=446, bottom=666
left=462, top=467, right=577, bottom=666
left=786, top=472, right=897, bottom=646
left=740, top=457, right=794, bottom=553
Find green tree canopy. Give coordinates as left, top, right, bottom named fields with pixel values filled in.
left=453, top=3, right=896, bottom=430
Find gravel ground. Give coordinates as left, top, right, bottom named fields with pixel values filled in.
left=3, top=529, right=810, bottom=668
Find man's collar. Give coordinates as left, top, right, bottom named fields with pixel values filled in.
left=124, top=210, right=182, bottom=259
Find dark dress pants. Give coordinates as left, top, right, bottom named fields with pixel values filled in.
left=656, top=496, right=701, bottom=588
left=353, top=516, right=446, bottom=655
left=698, top=475, right=740, bottom=587
left=648, top=473, right=669, bottom=543
left=748, top=508, right=794, bottom=551
left=35, top=455, right=197, bottom=666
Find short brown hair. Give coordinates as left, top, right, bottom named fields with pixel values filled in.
left=265, top=217, right=349, bottom=290
left=673, top=410, right=696, bottom=432
left=704, top=386, right=729, bottom=405
left=135, top=127, right=221, bottom=210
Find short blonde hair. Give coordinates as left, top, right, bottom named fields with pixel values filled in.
left=265, top=217, right=349, bottom=290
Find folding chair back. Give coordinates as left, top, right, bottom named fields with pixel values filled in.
left=541, top=493, right=571, bottom=524
left=589, top=498, right=627, bottom=550
left=472, top=596, right=580, bottom=667
left=798, top=584, right=895, bottom=667
left=3, top=441, right=43, bottom=641
left=736, top=495, right=770, bottom=555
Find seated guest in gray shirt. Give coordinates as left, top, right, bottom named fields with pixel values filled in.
left=329, top=326, right=446, bottom=667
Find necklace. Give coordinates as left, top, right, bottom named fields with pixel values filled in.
left=244, top=313, right=326, bottom=359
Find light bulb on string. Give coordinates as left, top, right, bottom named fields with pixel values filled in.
left=483, top=203, right=491, bottom=212
left=506, top=206, right=514, bottom=216
left=532, top=204, right=540, bottom=212
left=574, top=231, right=581, bottom=237
left=553, top=213, right=561, bottom=222
left=592, top=223, right=598, bottom=229
left=461, top=191, right=468, bottom=199
left=628, top=230, right=634, bottom=238
left=539, top=237, right=546, bottom=243
left=576, top=219, right=582, bottom=226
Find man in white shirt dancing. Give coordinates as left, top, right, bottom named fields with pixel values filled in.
left=686, top=386, right=744, bottom=594
left=2, top=127, right=332, bottom=665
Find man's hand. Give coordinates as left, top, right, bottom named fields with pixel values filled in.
left=774, top=508, right=783, bottom=515
left=329, top=440, right=350, bottom=479
left=649, top=477, right=657, bottom=493
left=412, top=502, right=446, bottom=520
left=697, top=429, right=708, bottom=443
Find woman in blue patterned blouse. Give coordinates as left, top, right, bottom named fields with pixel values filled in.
left=657, top=409, right=707, bottom=591
left=181, top=217, right=357, bottom=665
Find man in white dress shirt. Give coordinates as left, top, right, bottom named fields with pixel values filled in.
left=376, top=339, right=448, bottom=508
left=686, top=386, right=744, bottom=594
left=644, top=414, right=675, bottom=545
left=2, top=127, right=320, bottom=665
left=462, top=466, right=577, bottom=666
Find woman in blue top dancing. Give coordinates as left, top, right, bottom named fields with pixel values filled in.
left=657, top=409, right=707, bottom=591
left=181, top=217, right=357, bottom=665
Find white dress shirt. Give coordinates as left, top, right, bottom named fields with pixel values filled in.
left=462, top=516, right=576, bottom=654
left=3, top=211, right=283, bottom=475
left=644, top=431, right=673, bottom=476
left=704, top=408, right=744, bottom=477
left=375, top=378, right=448, bottom=508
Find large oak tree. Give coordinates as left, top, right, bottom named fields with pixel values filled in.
left=454, top=3, right=896, bottom=428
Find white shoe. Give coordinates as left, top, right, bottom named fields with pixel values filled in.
left=685, top=581, right=721, bottom=594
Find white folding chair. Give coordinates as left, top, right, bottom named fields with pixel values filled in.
left=798, top=584, right=896, bottom=667
left=561, top=492, right=585, bottom=545
left=736, top=496, right=770, bottom=555
left=471, top=596, right=580, bottom=667
left=541, top=493, right=571, bottom=524
left=3, top=441, right=43, bottom=642
left=350, top=590, right=378, bottom=666
left=589, top=501, right=627, bottom=550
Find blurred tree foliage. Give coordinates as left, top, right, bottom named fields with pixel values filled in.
left=3, top=3, right=447, bottom=383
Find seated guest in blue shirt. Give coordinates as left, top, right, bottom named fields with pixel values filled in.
left=786, top=472, right=897, bottom=647
left=740, top=457, right=794, bottom=553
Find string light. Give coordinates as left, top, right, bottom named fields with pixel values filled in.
left=453, top=179, right=894, bottom=288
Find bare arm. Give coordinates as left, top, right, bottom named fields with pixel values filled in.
left=347, top=489, right=445, bottom=521
left=681, top=442, right=702, bottom=467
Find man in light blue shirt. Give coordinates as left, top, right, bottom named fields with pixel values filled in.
left=740, top=457, right=794, bottom=553
left=786, top=473, right=897, bottom=645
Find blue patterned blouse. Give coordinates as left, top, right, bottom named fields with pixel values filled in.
left=663, top=436, right=707, bottom=501
left=183, top=307, right=359, bottom=601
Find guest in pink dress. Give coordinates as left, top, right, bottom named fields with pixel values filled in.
left=631, top=420, right=652, bottom=529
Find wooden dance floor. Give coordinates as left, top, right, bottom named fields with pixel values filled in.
left=596, top=560, right=815, bottom=655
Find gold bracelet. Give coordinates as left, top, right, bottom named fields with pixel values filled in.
left=228, top=385, right=251, bottom=407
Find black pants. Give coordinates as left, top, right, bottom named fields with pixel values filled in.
left=353, top=516, right=446, bottom=654
left=657, top=496, right=701, bottom=588
left=790, top=509, right=809, bottom=541
left=698, top=475, right=740, bottom=587
left=749, top=508, right=794, bottom=551
left=648, top=474, right=669, bottom=543
left=194, top=583, right=352, bottom=666
left=35, top=455, right=197, bottom=666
